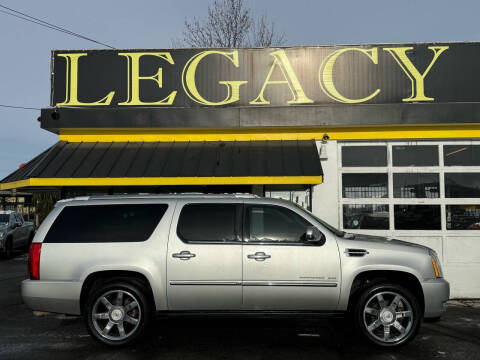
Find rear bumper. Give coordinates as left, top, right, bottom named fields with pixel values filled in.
left=422, top=278, right=450, bottom=318
left=21, top=280, right=82, bottom=315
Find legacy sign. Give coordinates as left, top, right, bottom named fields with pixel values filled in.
left=51, top=43, right=480, bottom=108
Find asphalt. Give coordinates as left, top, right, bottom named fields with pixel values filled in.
left=1, top=251, right=479, bottom=360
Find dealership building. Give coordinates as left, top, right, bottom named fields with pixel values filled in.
left=2, top=43, right=480, bottom=297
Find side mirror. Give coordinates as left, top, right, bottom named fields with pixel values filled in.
left=305, top=226, right=325, bottom=245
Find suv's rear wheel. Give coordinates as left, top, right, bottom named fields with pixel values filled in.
left=85, top=280, right=152, bottom=346
left=354, top=283, right=421, bottom=347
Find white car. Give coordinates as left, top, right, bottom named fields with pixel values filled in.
left=22, top=194, right=449, bottom=347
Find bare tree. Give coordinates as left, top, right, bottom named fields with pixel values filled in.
left=174, top=0, right=286, bottom=48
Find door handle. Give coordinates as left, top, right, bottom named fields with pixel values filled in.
left=172, top=250, right=196, bottom=260
left=247, top=252, right=271, bottom=261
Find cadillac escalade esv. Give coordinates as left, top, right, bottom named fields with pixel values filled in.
left=22, top=194, right=449, bottom=347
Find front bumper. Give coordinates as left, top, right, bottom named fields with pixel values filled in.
left=22, top=280, right=82, bottom=315
left=422, top=278, right=450, bottom=318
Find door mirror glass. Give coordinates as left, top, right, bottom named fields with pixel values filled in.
left=305, top=226, right=324, bottom=244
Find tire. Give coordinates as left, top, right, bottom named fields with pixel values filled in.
left=354, top=283, right=421, bottom=347
left=84, top=279, right=153, bottom=346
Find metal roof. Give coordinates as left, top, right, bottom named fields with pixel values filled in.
left=1, top=140, right=323, bottom=184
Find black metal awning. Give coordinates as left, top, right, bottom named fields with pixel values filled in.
left=0, top=140, right=323, bottom=190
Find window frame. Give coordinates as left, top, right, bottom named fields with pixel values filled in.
left=242, top=203, right=322, bottom=246
left=176, top=202, right=242, bottom=245
left=339, top=140, right=480, bottom=235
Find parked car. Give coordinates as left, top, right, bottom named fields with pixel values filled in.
left=22, top=194, right=449, bottom=347
left=0, top=210, right=35, bottom=258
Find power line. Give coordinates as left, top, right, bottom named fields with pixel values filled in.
left=0, top=4, right=115, bottom=49
left=0, top=9, right=74, bottom=37
left=0, top=104, right=41, bottom=110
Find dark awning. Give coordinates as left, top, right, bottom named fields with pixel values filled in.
left=0, top=140, right=323, bottom=190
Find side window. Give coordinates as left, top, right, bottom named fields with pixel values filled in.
left=44, top=204, right=168, bottom=243
left=15, top=214, right=23, bottom=225
left=245, top=205, right=311, bottom=243
left=177, top=203, right=237, bottom=243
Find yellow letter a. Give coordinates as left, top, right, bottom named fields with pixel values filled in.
left=250, top=50, right=313, bottom=105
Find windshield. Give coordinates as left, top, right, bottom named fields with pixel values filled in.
left=0, top=214, right=9, bottom=225
left=292, top=203, right=346, bottom=237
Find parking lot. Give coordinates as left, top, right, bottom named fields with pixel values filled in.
left=1, top=253, right=479, bottom=360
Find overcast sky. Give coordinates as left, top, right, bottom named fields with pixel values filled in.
left=1, top=0, right=479, bottom=178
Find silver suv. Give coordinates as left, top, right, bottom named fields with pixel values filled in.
left=22, top=194, right=449, bottom=347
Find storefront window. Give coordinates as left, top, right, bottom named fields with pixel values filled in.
left=444, top=145, right=480, bottom=166
left=393, top=173, right=440, bottom=198
left=392, top=145, right=438, bottom=166
left=445, top=173, right=480, bottom=198
left=341, top=146, right=387, bottom=167
left=343, top=204, right=389, bottom=230
left=446, top=205, right=480, bottom=230
left=394, top=205, right=441, bottom=230
left=342, top=173, right=388, bottom=198
left=340, top=142, right=480, bottom=232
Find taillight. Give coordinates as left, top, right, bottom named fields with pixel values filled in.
left=28, top=243, right=42, bottom=280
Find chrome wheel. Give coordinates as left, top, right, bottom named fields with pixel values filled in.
left=363, top=291, right=413, bottom=344
left=91, top=290, right=142, bottom=342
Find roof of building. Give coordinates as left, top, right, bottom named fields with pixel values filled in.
left=0, top=140, right=323, bottom=189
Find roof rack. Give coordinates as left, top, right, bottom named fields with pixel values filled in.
left=57, top=193, right=260, bottom=203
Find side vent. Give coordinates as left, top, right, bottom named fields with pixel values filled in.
left=345, top=248, right=369, bottom=257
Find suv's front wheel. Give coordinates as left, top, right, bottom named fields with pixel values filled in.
left=354, top=283, right=421, bottom=347
left=85, top=279, right=152, bottom=346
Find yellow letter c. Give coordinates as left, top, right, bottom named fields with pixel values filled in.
left=319, top=47, right=380, bottom=104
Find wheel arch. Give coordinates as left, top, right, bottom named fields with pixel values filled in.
left=79, top=270, right=156, bottom=315
left=346, top=270, right=425, bottom=315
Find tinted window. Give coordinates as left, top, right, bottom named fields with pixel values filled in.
left=447, top=205, right=480, bottom=230
left=246, top=205, right=311, bottom=243
left=44, top=204, right=168, bottom=243
left=393, top=173, right=440, bottom=198
left=444, top=145, right=480, bottom=166
left=394, top=205, right=441, bottom=230
left=342, top=173, right=388, bottom=198
left=343, top=204, right=389, bottom=230
left=342, top=146, right=387, bottom=167
left=392, top=145, right=438, bottom=166
left=177, top=204, right=237, bottom=242
left=445, top=173, right=480, bottom=198
left=0, top=214, right=9, bottom=224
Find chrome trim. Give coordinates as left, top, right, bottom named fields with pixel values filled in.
left=242, top=281, right=338, bottom=287
left=169, top=281, right=338, bottom=287
left=345, top=248, right=369, bottom=257
left=247, top=252, right=271, bottom=261
left=172, top=250, right=196, bottom=260
left=169, top=281, right=242, bottom=286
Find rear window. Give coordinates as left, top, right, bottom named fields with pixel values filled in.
left=177, top=203, right=237, bottom=243
left=44, top=204, right=168, bottom=243
left=0, top=214, right=9, bottom=224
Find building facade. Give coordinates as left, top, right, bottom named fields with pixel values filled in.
left=1, top=43, right=480, bottom=297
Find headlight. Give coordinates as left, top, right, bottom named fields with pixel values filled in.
left=0, top=232, right=4, bottom=238
left=429, top=249, right=443, bottom=278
